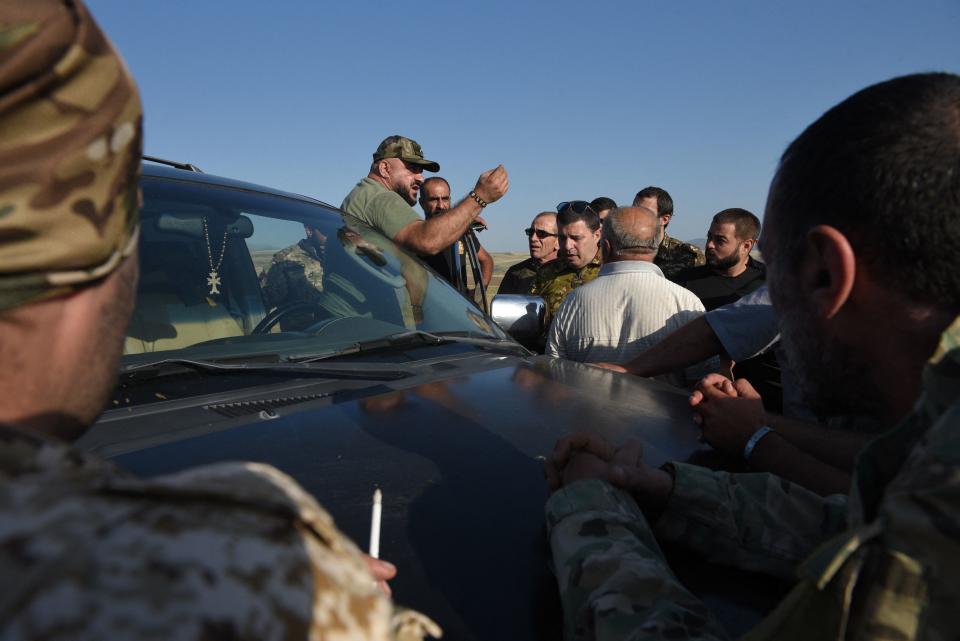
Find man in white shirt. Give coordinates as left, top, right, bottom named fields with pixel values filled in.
left=546, top=206, right=706, bottom=384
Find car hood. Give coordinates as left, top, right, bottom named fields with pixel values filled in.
left=80, top=354, right=708, bottom=640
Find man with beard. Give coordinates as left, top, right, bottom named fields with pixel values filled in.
left=673, top=208, right=765, bottom=311
left=417, top=176, right=493, bottom=291
left=543, top=73, right=960, bottom=641
left=497, top=211, right=559, bottom=295
left=341, top=135, right=509, bottom=256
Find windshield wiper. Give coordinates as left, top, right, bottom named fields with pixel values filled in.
left=289, top=330, right=529, bottom=363
left=119, top=357, right=413, bottom=381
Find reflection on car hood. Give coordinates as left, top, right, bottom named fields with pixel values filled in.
left=81, top=355, right=705, bottom=641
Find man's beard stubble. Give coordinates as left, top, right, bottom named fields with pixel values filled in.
left=776, top=288, right=881, bottom=420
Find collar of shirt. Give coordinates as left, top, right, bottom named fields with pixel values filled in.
left=599, top=260, right=664, bottom=278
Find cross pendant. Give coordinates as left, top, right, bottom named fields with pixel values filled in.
left=207, top=270, right=222, bottom=295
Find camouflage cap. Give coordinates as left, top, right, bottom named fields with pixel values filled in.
left=372, top=135, right=439, bottom=172
left=0, top=0, right=143, bottom=311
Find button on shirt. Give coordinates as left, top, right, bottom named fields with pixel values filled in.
left=546, top=260, right=707, bottom=381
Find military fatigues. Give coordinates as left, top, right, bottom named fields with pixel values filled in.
left=498, top=256, right=547, bottom=296
left=0, top=4, right=439, bottom=639
left=0, top=426, right=439, bottom=641
left=655, top=233, right=705, bottom=280
left=546, top=316, right=960, bottom=641
left=264, top=238, right=325, bottom=308
left=531, top=253, right=602, bottom=322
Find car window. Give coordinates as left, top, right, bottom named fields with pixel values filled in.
left=123, top=174, right=505, bottom=364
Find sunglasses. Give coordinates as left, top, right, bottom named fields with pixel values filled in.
left=556, top=201, right=596, bottom=216
left=525, top=227, right=558, bottom=239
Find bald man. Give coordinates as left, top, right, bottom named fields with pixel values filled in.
left=546, top=207, right=707, bottom=384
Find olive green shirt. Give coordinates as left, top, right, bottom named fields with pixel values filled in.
left=341, top=177, right=420, bottom=240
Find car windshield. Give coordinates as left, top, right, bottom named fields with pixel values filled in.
left=123, top=171, right=507, bottom=365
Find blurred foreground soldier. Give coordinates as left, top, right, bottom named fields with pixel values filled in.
left=546, top=207, right=705, bottom=382
left=418, top=176, right=493, bottom=290
left=531, top=201, right=602, bottom=322
left=262, top=222, right=328, bottom=327
left=545, top=73, right=960, bottom=641
left=633, top=186, right=705, bottom=278
left=342, top=134, right=508, bottom=256
left=498, top=211, right=559, bottom=295
left=674, top=208, right=765, bottom=311
left=0, top=3, right=437, bottom=640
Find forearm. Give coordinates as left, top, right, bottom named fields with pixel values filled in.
left=654, top=463, right=847, bottom=579
left=622, top=316, right=724, bottom=376
left=547, top=481, right=727, bottom=641
left=403, top=200, right=483, bottom=255
left=748, top=431, right=852, bottom=496
left=767, top=416, right=872, bottom=471
left=478, top=247, right=493, bottom=287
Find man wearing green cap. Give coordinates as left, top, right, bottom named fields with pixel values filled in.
left=0, top=2, right=438, bottom=639
left=341, top=134, right=509, bottom=255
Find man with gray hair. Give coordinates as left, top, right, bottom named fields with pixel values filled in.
left=546, top=206, right=706, bottom=382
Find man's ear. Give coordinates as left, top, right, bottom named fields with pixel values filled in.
left=375, top=159, right=390, bottom=178
left=742, top=237, right=757, bottom=255
left=801, top=225, right=856, bottom=319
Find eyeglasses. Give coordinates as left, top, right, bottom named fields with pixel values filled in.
left=556, top=201, right=596, bottom=216
left=525, top=227, right=558, bottom=239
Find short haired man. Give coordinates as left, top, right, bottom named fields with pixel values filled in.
left=589, top=196, right=617, bottom=222
left=418, top=176, right=493, bottom=291
left=0, top=4, right=435, bottom=639
left=545, top=73, right=960, bottom=641
left=531, top=202, right=603, bottom=324
left=497, top=212, right=559, bottom=295
left=546, top=207, right=705, bottom=383
left=633, top=186, right=705, bottom=279
left=673, top=208, right=765, bottom=310
left=341, top=135, right=509, bottom=255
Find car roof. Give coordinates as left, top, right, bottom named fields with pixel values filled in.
left=141, top=161, right=338, bottom=211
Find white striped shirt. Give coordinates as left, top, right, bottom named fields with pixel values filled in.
left=546, top=260, right=708, bottom=383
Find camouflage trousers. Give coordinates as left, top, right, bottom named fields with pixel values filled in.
left=547, top=480, right=728, bottom=641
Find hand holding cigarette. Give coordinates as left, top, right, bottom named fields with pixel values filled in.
left=365, top=488, right=394, bottom=596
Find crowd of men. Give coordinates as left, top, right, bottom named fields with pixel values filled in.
left=1, top=2, right=959, bottom=640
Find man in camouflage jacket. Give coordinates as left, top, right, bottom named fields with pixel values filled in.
left=0, top=3, right=437, bottom=639
left=544, top=73, right=960, bottom=641
left=633, top=186, right=706, bottom=279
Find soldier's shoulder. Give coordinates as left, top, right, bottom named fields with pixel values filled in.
left=537, top=259, right=570, bottom=281
left=270, top=241, right=306, bottom=264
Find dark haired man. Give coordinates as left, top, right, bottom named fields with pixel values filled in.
left=341, top=135, right=509, bottom=256
left=589, top=196, right=617, bottom=222
left=498, top=211, right=559, bottom=295
left=633, top=186, right=705, bottom=278
left=531, top=202, right=602, bottom=322
left=674, top=208, right=765, bottom=311
left=418, top=176, right=493, bottom=290
left=545, top=73, right=960, bottom=640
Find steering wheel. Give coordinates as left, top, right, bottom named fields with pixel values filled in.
left=252, top=300, right=332, bottom=334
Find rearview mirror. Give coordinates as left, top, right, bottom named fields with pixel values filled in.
left=491, top=294, right=546, bottom=340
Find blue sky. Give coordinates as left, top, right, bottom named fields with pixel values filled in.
left=89, top=1, right=959, bottom=251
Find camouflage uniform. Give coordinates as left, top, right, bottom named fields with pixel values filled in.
left=531, top=252, right=602, bottom=322
left=498, top=256, right=545, bottom=296
left=546, top=315, right=960, bottom=641
left=264, top=238, right=325, bottom=307
left=0, top=425, right=440, bottom=641
left=0, top=3, right=438, bottom=639
left=655, top=233, right=705, bottom=281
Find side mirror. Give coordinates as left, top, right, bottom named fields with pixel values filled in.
left=491, top=294, right=546, bottom=340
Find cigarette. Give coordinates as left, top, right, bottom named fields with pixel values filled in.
left=368, top=488, right=382, bottom=559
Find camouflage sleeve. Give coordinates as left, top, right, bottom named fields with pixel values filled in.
left=653, top=463, right=848, bottom=580
left=546, top=479, right=728, bottom=641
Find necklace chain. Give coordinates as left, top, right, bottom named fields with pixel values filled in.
left=202, top=218, right=229, bottom=272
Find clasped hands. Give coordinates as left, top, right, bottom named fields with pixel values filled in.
left=544, top=432, right=674, bottom=511
left=689, top=373, right=767, bottom=456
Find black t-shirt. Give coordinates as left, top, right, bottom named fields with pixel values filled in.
left=672, top=257, right=766, bottom=311
left=420, top=235, right=480, bottom=288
